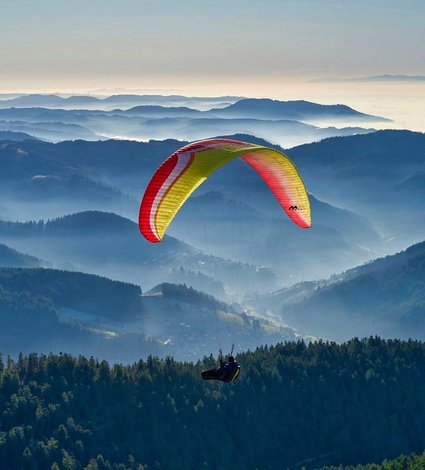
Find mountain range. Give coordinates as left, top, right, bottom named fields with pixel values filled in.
left=0, top=201, right=382, bottom=299
left=0, top=93, right=242, bottom=111
left=287, top=130, right=425, bottom=249
left=1, top=131, right=423, bottom=295
left=208, top=98, right=388, bottom=121
left=0, top=129, right=424, bottom=346
left=311, top=74, right=425, bottom=83
left=0, top=130, right=39, bottom=141
left=0, top=211, right=273, bottom=298
left=0, top=95, right=386, bottom=145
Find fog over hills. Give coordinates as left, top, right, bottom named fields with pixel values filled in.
left=0, top=129, right=424, bottom=347
left=170, top=191, right=381, bottom=283
left=0, top=95, right=384, bottom=145
left=0, top=200, right=381, bottom=299
left=0, top=243, right=43, bottom=268
left=209, top=98, right=389, bottom=122
left=252, top=241, right=425, bottom=342
left=129, top=116, right=373, bottom=147
left=0, top=119, right=101, bottom=141
left=0, top=211, right=274, bottom=299
left=311, top=74, right=425, bottom=83
left=1, top=0, right=424, bottom=465
left=0, top=93, right=243, bottom=111
left=0, top=130, right=39, bottom=141
left=0, top=267, right=299, bottom=362
left=288, top=130, right=425, bottom=249
left=1, top=130, right=421, bottom=294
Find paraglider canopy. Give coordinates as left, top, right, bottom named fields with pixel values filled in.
left=139, top=138, right=311, bottom=243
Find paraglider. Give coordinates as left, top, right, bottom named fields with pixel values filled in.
left=139, top=138, right=311, bottom=242
left=201, top=350, right=240, bottom=383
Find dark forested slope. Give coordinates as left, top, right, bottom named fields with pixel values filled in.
left=0, top=243, right=42, bottom=268
left=0, top=267, right=160, bottom=362
left=1, top=338, right=425, bottom=469
left=322, top=449, right=425, bottom=470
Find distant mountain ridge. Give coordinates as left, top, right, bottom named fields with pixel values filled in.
left=0, top=118, right=101, bottom=142
left=0, top=93, right=386, bottom=119
left=124, top=105, right=203, bottom=117
left=311, top=74, right=425, bottom=83
left=209, top=98, right=389, bottom=121
left=0, top=95, right=384, bottom=145
left=0, top=93, right=242, bottom=111
left=0, top=130, right=39, bottom=141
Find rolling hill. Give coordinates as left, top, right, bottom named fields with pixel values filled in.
left=274, top=241, right=425, bottom=340
left=0, top=243, right=42, bottom=268
left=0, top=210, right=273, bottom=298
left=0, top=267, right=298, bottom=361
left=209, top=98, right=388, bottom=122
left=170, top=191, right=381, bottom=282
left=0, top=134, right=400, bottom=291
left=0, top=130, right=38, bottom=141
left=285, top=130, right=425, bottom=249
left=0, top=131, right=422, bottom=292
left=0, top=119, right=101, bottom=142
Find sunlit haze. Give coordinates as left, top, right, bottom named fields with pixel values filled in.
left=1, top=0, right=424, bottom=131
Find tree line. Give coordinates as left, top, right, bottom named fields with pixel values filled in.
left=1, top=337, right=425, bottom=469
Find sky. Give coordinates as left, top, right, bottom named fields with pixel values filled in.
left=1, top=0, right=424, bottom=94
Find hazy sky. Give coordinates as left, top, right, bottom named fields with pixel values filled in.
left=1, top=0, right=424, bottom=93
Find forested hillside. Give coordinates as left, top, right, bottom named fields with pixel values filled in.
left=0, top=210, right=271, bottom=298
left=0, top=267, right=144, bottom=321
left=322, top=449, right=425, bottom=470
left=280, top=240, right=425, bottom=340
left=4, top=132, right=421, bottom=296
left=0, top=267, right=292, bottom=362
left=0, top=267, right=162, bottom=362
left=1, top=338, right=425, bottom=469
left=0, top=244, right=42, bottom=268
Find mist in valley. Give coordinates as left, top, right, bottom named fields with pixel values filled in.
left=0, top=94, right=424, bottom=362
